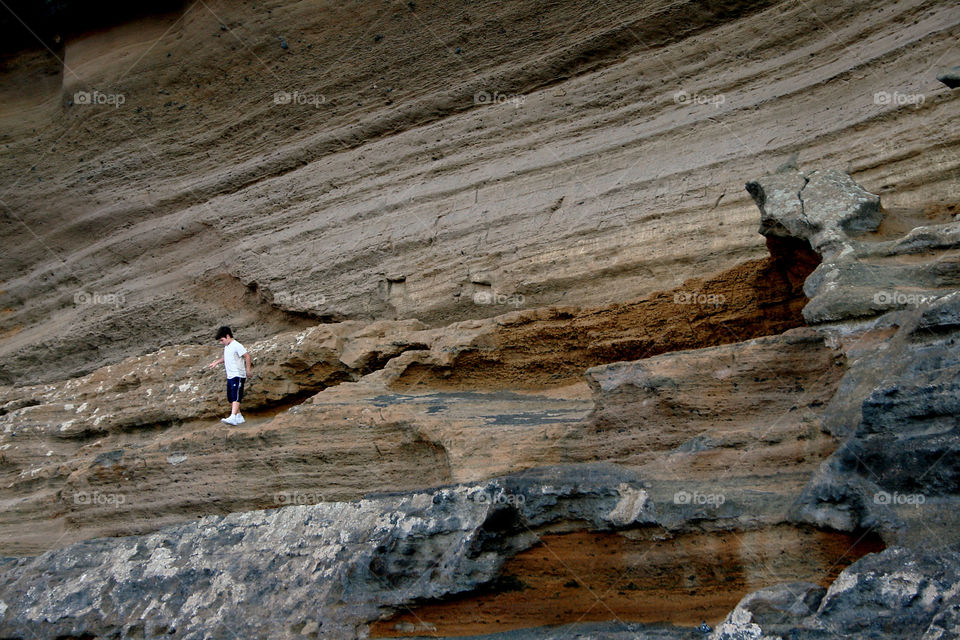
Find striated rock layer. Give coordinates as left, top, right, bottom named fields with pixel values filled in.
left=0, top=0, right=958, bottom=631
left=0, top=467, right=656, bottom=639
left=0, top=465, right=883, bottom=640
left=0, top=167, right=958, bottom=639
left=0, top=247, right=813, bottom=555
left=1, top=0, right=958, bottom=385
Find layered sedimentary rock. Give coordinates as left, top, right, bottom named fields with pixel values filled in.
left=0, top=287, right=824, bottom=556
left=1, top=167, right=958, bottom=638
left=0, top=250, right=813, bottom=555
left=1, top=0, right=958, bottom=385
left=0, top=0, right=958, bottom=634
left=747, top=165, right=960, bottom=547
left=0, top=465, right=884, bottom=640
left=0, top=467, right=658, bottom=639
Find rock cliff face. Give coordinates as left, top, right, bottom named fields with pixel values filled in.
left=0, top=0, right=959, bottom=638
left=1, top=165, right=958, bottom=637
left=1, top=0, right=957, bottom=385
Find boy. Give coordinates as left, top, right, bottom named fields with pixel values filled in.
left=208, top=326, right=251, bottom=425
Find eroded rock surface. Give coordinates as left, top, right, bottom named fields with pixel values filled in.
left=0, top=251, right=815, bottom=555
left=788, top=293, right=960, bottom=544
left=748, top=168, right=960, bottom=324
left=0, top=465, right=658, bottom=639
left=742, top=171, right=960, bottom=548
left=0, top=165, right=958, bottom=638
left=1, top=0, right=957, bottom=385
left=712, top=546, right=960, bottom=640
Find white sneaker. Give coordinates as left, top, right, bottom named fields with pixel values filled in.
left=235, top=413, right=245, bottom=424
left=221, top=415, right=239, bottom=425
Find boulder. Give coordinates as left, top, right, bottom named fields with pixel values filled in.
left=937, top=66, right=960, bottom=89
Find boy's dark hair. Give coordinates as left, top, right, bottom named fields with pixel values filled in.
left=215, top=326, right=233, bottom=340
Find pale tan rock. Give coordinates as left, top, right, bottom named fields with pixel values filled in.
left=1, top=0, right=957, bottom=385
left=0, top=320, right=843, bottom=555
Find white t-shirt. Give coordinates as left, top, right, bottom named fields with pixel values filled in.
left=223, top=340, right=248, bottom=378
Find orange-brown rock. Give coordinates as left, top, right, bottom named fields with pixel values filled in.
left=387, top=254, right=816, bottom=391
left=372, top=526, right=884, bottom=636
left=0, top=319, right=842, bottom=555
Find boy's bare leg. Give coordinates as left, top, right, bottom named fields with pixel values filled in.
left=231, top=401, right=240, bottom=415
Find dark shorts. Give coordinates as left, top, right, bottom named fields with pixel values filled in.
left=226, top=377, right=245, bottom=403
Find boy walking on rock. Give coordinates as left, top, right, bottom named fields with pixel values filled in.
left=208, top=326, right=251, bottom=425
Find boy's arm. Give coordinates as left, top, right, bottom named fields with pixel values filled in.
left=244, top=352, right=252, bottom=376
left=207, top=357, right=224, bottom=368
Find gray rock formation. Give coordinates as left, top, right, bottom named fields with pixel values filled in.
left=0, top=465, right=653, bottom=639
left=745, top=171, right=960, bottom=547
left=712, top=546, right=960, bottom=640
left=0, top=167, right=958, bottom=639
left=788, top=294, right=960, bottom=543
left=747, top=169, right=960, bottom=324
left=747, top=169, right=881, bottom=257
left=938, top=66, right=960, bottom=89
